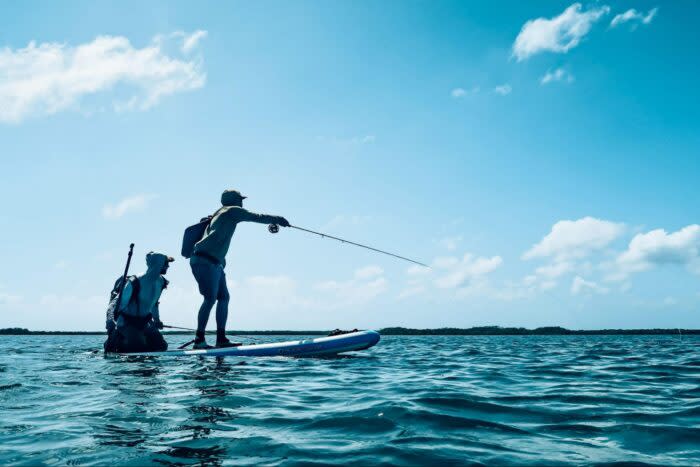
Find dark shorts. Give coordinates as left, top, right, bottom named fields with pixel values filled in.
left=191, top=261, right=229, bottom=301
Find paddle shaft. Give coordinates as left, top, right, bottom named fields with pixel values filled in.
left=163, top=325, right=197, bottom=332
left=113, top=244, right=135, bottom=319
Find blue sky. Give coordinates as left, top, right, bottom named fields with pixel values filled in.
left=1, top=1, right=698, bottom=331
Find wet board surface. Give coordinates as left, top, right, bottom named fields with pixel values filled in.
left=116, top=330, right=381, bottom=357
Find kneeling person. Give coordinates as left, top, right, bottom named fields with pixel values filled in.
left=104, top=252, right=173, bottom=353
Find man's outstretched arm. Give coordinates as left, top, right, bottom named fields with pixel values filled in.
left=234, top=208, right=290, bottom=227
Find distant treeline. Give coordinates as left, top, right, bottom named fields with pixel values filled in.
left=1, top=326, right=698, bottom=336
left=379, top=326, right=700, bottom=335
left=0, top=328, right=328, bottom=336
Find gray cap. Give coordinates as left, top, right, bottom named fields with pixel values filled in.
left=221, top=189, right=247, bottom=206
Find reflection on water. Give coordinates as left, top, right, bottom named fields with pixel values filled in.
left=1, top=334, right=699, bottom=466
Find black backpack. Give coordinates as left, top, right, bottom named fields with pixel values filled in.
left=105, top=275, right=141, bottom=324
left=182, top=208, right=224, bottom=258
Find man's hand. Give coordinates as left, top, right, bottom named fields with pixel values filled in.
left=277, top=216, right=291, bottom=227
left=155, top=320, right=164, bottom=330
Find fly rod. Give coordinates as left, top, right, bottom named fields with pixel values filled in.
left=268, top=224, right=429, bottom=268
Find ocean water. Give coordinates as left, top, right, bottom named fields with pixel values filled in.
left=0, top=334, right=699, bottom=466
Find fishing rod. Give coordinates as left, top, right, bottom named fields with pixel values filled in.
left=268, top=224, right=430, bottom=268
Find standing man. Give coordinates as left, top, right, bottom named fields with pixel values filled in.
left=190, top=189, right=289, bottom=349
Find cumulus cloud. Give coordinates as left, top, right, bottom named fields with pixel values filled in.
left=535, top=261, right=573, bottom=278
left=314, top=268, right=388, bottom=307
left=102, top=193, right=158, bottom=219
left=523, top=217, right=625, bottom=261
left=0, top=31, right=206, bottom=123
left=540, top=68, right=574, bottom=85
left=513, top=3, right=610, bottom=61
left=398, top=252, right=502, bottom=299
left=571, top=276, right=609, bottom=295
left=230, top=275, right=311, bottom=311
left=433, top=253, right=503, bottom=289
left=610, top=8, right=658, bottom=28
left=610, top=225, right=700, bottom=279
left=494, top=84, right=512, bottom=95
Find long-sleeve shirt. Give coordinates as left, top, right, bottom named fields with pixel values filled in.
left=116, top=276, right=165, bottom=327
left=192, top=206, right=280, bottom=267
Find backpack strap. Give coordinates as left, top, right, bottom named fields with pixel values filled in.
left=113, top=275, right=137, bottom=321
left=131, top=277, right=141, bottom=317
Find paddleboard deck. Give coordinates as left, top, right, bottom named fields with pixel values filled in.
left=115, top=330, right=380, bottom=357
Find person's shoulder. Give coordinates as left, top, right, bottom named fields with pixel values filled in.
left=219, top=206, right=248, bottom=217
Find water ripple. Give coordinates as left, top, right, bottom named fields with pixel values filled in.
left=0, top=334, right=699, bottom=466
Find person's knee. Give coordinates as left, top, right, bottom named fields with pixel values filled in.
left=218, top=289, right=230, bottom=303
left=200, top=295, right=217, bottom=307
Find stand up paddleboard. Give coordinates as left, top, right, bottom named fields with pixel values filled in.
left=118, top=330, right=380, bottom=358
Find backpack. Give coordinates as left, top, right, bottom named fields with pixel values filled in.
left=181, top=216, right=212, bottom=258
left=182, top=210, right=222, bottom=258
left=105, top=275, right=141, bottom=326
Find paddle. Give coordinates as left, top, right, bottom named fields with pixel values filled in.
left=162, top=325, right=197, bottom=349
left=112, top=244, right=135, bottom=322
left=178, top=339, right=196, bottom=350
left=162, top=325, right=197, bottom=331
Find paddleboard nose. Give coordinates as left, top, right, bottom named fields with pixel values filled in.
left=367, top=330, right=381, bottom=346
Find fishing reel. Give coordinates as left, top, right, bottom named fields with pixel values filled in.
left=268, top=224, right=279, bottom=234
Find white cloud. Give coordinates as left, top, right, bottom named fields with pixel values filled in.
left=354, top=265, right=384, bottom=280
left=610, top=225, right=700, bottom=279
left=535, top=261, right=573, bottom=278
left=407, top=264, right=432, bottom=276
left=438, top=235, right=462, bottom=251
left=181, top=30, right=208, bottom=54
left=610, top=8, right=658, bottom=28
left=494, top=84, right=512, bottom=95
left=433, top=253, right=503, bottom=289
left=397, top=284, right=426, bottom=300
left=350, top=135, right=376, bottom=145
left=513, top=3, right=610, bottom=61
left=0, top=32, right=206, bottom=123
left=540, top=68, right=574, bottom=85
left=0, top=292, right=22, bottom=305
left=320, top=214, right=371, bottom=232
left=451, top=86, right=479, bottom=98
left=663, top=296, right=677, bottom=306
left=230, top=275, right=310, bottom=311
left=314, top=266, right=388, bottom=307
left=571, top=276, right=609, bottom=295
left=102, top=194, right=158, bottom=219
left=451, top=88, right=466, bottom=98
left=39, top=294, right=103, bottom=307
left=524, top=217, right=625, bottom=261
left=398, top=252, right=502, bottom=300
